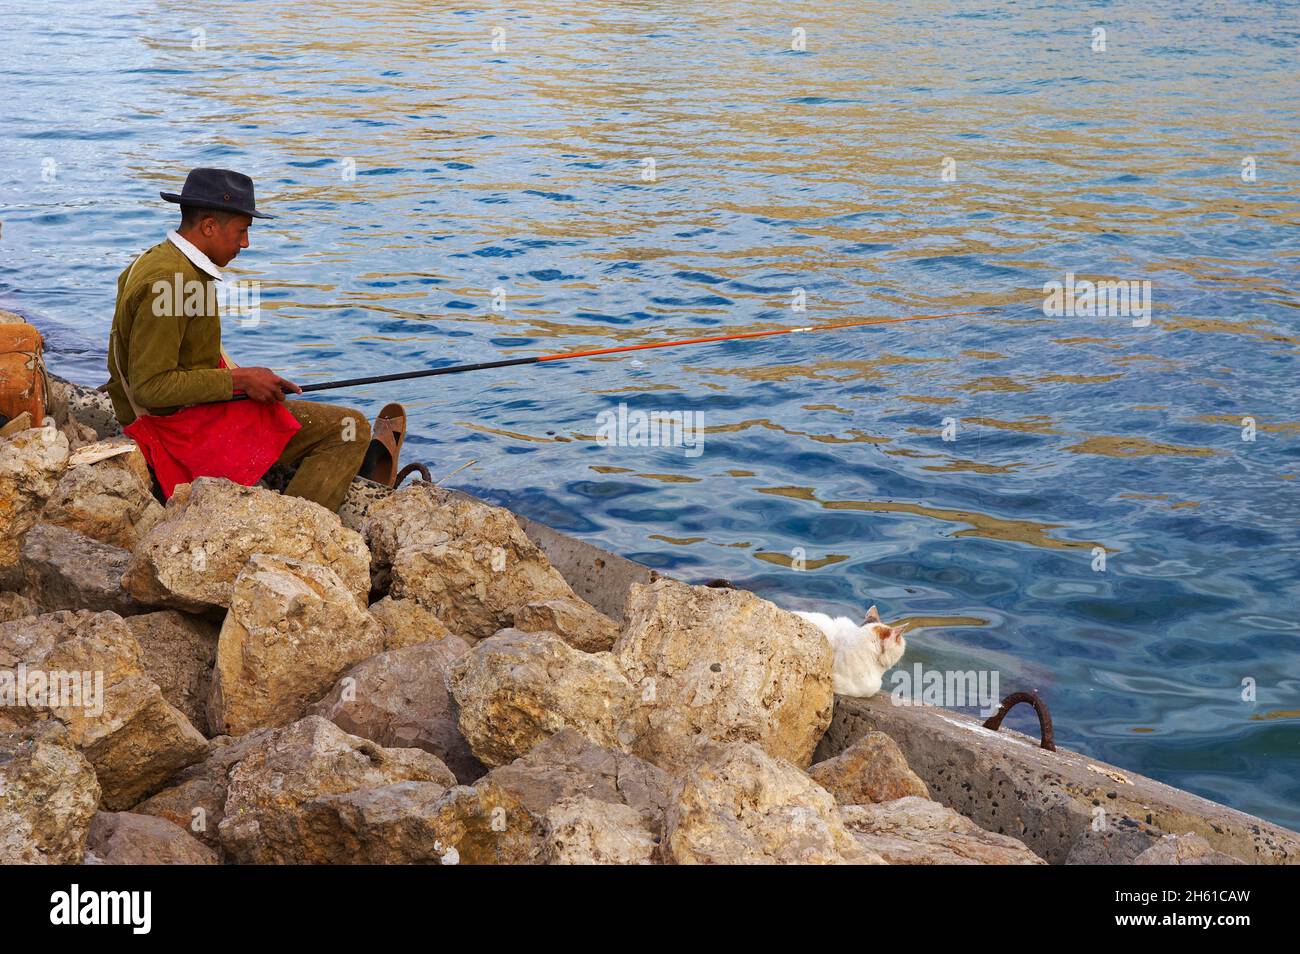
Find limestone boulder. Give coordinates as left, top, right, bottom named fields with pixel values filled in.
left=663, top=741, right=881, bottom=865
left=208, top=555, right=385, bottom=736
left=299, top=781, right=469, bottom=864
left=362, top=485, right=577, bottom=639
left=366, top=596, right=457, bottom=650
left=86, top=811, right=219, bottom=864
left=514, top=596, right=620, bottom=653
left=0, top=425, right=69, bottom=581
left=132, top=729, right=275, bottom=849
left=839, top=797, right=1046, bottom=865
left=122, top=477, right=371, bottom=612
left=19, top=522, right=140, bottom=616
left=481, top=729, right=673, bottom=844
left=0, top=610, right=208, bottom=809
left=40, top=442, right=163, bottom=550
left=543, top=795, right=658, bottom=864
left=423, top=783, right=553, bottom=864
left=300, top=730, right=673, bottom=864
left=0, top=721, right=101, bottom=864
left=124, top=611, right=219, bottom=736
left=614, top=579, right=834, bottom=772
left=447, top=629, right=639, bottom=767
left=808, top=731, right=930, bottom=804
left=310, top=637, right=483, bottom=783
left=218, top=716, right=455, bottom=864
left=1133, top=832, right=1246, bottom=865
left=299, top=779, right=552, bottom=864
left=474, top=729, right=672, bottom=863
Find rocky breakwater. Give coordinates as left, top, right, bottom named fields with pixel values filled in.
left=1, top=404, right=1052, bottom=864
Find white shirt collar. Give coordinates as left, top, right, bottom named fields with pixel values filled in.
left=167, top=230, right=223, bottom=281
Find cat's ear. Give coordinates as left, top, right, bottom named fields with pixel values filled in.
left=863, top=605, right=881, bottom=624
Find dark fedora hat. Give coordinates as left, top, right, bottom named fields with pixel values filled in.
left=160, top=167, right=273, bottom=219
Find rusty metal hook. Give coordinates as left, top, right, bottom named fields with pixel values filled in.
left=394, top=462, right=431, bottom=487
left=982, top=691, right=1056, bottom=751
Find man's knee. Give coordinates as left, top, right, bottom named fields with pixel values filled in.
left=336, top=407, right=370, bottom=460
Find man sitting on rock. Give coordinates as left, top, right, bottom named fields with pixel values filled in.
left=105, top=168, right=375, bottom=513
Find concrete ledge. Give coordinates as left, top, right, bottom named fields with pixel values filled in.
left=816, top=695, right=1300, bottom=865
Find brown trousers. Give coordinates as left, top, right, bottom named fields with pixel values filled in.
left=276, top=400, right=371, bottom=512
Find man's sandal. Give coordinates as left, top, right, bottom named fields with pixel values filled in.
left=358, top=402, right=406, bottom=487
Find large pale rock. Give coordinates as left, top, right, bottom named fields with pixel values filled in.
left=362, top=485, right=577, bottom=639
left=1133, top=832, right=1245, bottom=865
left=209, top=555, right=385, bottom=736
left=122, top=477, right=371, bottom=612
left=664, top=741, right=881, bottom=865
left=481, top=729, right=674, bottom=846
left=514, top=596, right=620, bottom=653
left=0, top=591, right=39, bottom=623
left=218, top=716, right=455, bottom=864
left=0, top=610, right=208, bottom=809
left=366, top=596, right=456, bottom=650
left=40, top=445, right=163, bottom=550
left=19, top=522, right=139, bottom=616
left=543, top=795, right=658, bottom=864
left=124, top=611, right=219, bottom=736
left=426, top=783, right=554, bottom=864
left=839, top=797, right=1046, bottom=865
left=299, top=779, right=551, bottom=864
left=447, top=629, right=639, bottom=767
left=0, top=721, right=101, bottom=864
left=300, top=781, right=470, bottom=864
left=310, top=637, right=483, bottom=783
left=312, top=729, right=678, bottom=865
left=808, top=731, right=930, bottom=804
left=0, top=425, right=69, bottom=579
left=86, top=811, right=219, bottom=864
left=468, top=730, right=668, bottom=864
left=615, top=579, right=834, bottom=772
left=132, top=729, right=275, bottom=849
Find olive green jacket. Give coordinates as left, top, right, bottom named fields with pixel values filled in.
left=106, top=240, right=233, bottom=426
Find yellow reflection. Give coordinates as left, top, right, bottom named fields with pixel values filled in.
left=1066, top=437, right=1218, bottom=458
left=757, top=486, right=1101, bottom=551
left=754, top=551, right=849, bottom=570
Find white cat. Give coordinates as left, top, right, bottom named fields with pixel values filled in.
left=793, top=605, right=907, bottom=698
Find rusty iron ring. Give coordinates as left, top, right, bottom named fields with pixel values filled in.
left=982, top=691, right=1056, bottom=751
left=394, top=462, right=431, bottom=487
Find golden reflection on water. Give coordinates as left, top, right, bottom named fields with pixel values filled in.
left=757, top=485, right=1101, bottom=551
left=1193, top=414, right=1300, bottom=435
left=754, top=551, right=850, bottom=570
left=896, top=615, right=989, bottom=632
left=1065, top=436, right=1218, bottom=458
left=964, top=416, right=1062, bottom=435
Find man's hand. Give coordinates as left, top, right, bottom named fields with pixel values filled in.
left=231, top=366, right=302, bottom=403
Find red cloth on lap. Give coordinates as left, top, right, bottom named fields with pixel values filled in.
left=123, top=359, right=301, bottom=499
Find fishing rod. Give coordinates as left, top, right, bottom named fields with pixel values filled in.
left=235, top=310, right=978, bottom=400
